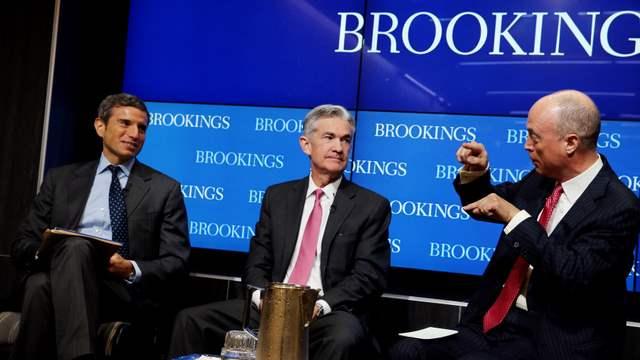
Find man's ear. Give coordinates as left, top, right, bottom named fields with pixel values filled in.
left=299, top=135, right=311, bottom=156
left=565, top=133, right=579, bottom=156
left=94, top=117, right=106, bottom=138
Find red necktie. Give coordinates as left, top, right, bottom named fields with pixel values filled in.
left=482, top=183, right=564, bottom=333
left=289, top=189, right=324, bottom=285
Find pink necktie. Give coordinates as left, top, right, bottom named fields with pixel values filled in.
left=289, top=189, right=324, bottom=285
left=483, top=183, right=564, bottom=333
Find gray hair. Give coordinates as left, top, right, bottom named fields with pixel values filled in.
left=549, top=90, right=600, bottom=150
left=303, top=104, right=355, bottom=136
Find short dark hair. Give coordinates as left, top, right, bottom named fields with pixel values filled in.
left=97, top=93, right=149, bottom=123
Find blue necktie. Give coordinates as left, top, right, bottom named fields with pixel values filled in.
left=108, top=165, right=129, bottom=257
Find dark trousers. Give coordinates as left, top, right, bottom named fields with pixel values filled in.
left=388, top=308, right=538, bottom=360
left=168, top=298, right=374, bottom=360
left=11, top=237, right=137, bottom=360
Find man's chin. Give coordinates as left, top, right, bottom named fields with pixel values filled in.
left=324, top=161, right=346, bottom=170
left=326, top=167, right=346, bottom=178
left=532, top=166, right=550, bottom=177
left=117, top=150, right=137, bottom=162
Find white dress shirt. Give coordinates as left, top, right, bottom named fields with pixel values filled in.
left=252, top=175, right=342, bottom=315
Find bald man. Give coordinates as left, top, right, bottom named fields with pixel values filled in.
left=390, top=90, right=640, bottom=360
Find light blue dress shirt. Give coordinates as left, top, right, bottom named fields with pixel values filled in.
left=76, top=154, right=141, bottom=282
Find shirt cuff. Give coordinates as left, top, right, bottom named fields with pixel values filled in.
left=126, top=260, right=142, bottom=284
left=503, top=210, right=531, bottom=235
left=251, top=289, right=262, bottom=309
left=316, top=299, right=331, bottom=316
left=459, top=165, right=489, bottom=184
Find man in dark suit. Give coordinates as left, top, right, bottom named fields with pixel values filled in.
left=11, top=93, right=190, bottom=360
left=390, top=90, right=640, bottom=360
left=168, top=104, right=391, bottom=359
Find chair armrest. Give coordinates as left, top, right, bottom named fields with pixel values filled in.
left=0, top=312, right=21, bottom=345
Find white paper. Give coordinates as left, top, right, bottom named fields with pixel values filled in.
left=399, top=326, right=458, bottom=340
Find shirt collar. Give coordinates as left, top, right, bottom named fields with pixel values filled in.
left=560, top=154, right=603, bottom=204
left=307, top=176, right=342, bottom=201
left=97, top=153, right=136, bottom=177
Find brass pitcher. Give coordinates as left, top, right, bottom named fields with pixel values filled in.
left=256, top=282, right=319, bottom=360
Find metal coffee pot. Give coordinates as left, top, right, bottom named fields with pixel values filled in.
left=253, top=282, right=319, bottom=360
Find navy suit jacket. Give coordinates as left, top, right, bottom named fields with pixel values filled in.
left=244, top=177, right=391, bottom=315
left=12, top=160, right=191, bottom=303
left=454, top=156, right=640, bottom=359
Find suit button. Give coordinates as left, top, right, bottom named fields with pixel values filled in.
left=513, top=241, right=520, bottom=248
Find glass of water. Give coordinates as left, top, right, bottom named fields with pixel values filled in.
left=220, top=330, right=257, bottom=360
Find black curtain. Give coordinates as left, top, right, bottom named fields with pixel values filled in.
left=0, top=0, right=129, bottom=306
left=0, top=1, right=56, bottom=256
left=0, top=0, right=130, bottom=256
left=45, top=0, right=130, bottom=170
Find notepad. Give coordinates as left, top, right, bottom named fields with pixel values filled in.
left=38, top=227, right=122, bottom=259
left=399, top=326, right=458, bottom=340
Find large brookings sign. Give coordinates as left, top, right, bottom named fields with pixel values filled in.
left=336, top=10, right=640, bottom=57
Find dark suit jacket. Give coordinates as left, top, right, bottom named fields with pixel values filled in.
left=454, top=157, right=640, bottom=359
left=244, top=177, right=391, bottom=315
left=11, top=160, right=191, bottom=303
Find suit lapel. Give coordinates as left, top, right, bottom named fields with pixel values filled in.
left=521, top=175, right=555, bottom=219
left=125, top=162, right=152, bottom=216
left=67, top=162, right=99, bottom=228
left=320, top=180, right=356, bottom=279
left=281, top=179, right=308, bottom=267
left=552, top=163, right=610, bottom=237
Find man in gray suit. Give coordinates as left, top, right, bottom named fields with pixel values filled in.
left=169, top=104, right=391, bottom=360
left=390, top=90, right=640, bottom=359
left=11, top=93, right=190, bottom=360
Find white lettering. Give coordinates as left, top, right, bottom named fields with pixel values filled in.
left=600, top=11, right=640, bottom=57
left=490, top=12, right=527, bottom=55
left=402, top=12, right=442, bottom=55
left=429, top=242, right=494, bottom=261
left=552, top=12, right=598, bottom=56
left=195, top=150, right=285, bottom=169
left=336, top=12, right=364, bottom=53
left=446, top=12, right=488, bottom=55
left=370, top=12, right=400, bottom=53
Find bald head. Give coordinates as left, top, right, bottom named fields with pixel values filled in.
left=533, top=90, right=600, bottom=151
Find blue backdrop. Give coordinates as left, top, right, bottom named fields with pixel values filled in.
left=123, top=0, right=640, bottom=290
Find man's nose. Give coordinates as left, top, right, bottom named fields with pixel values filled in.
left=332, top=139, right=345, bottom=152
left=127, top=125, right=140, bottom=138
